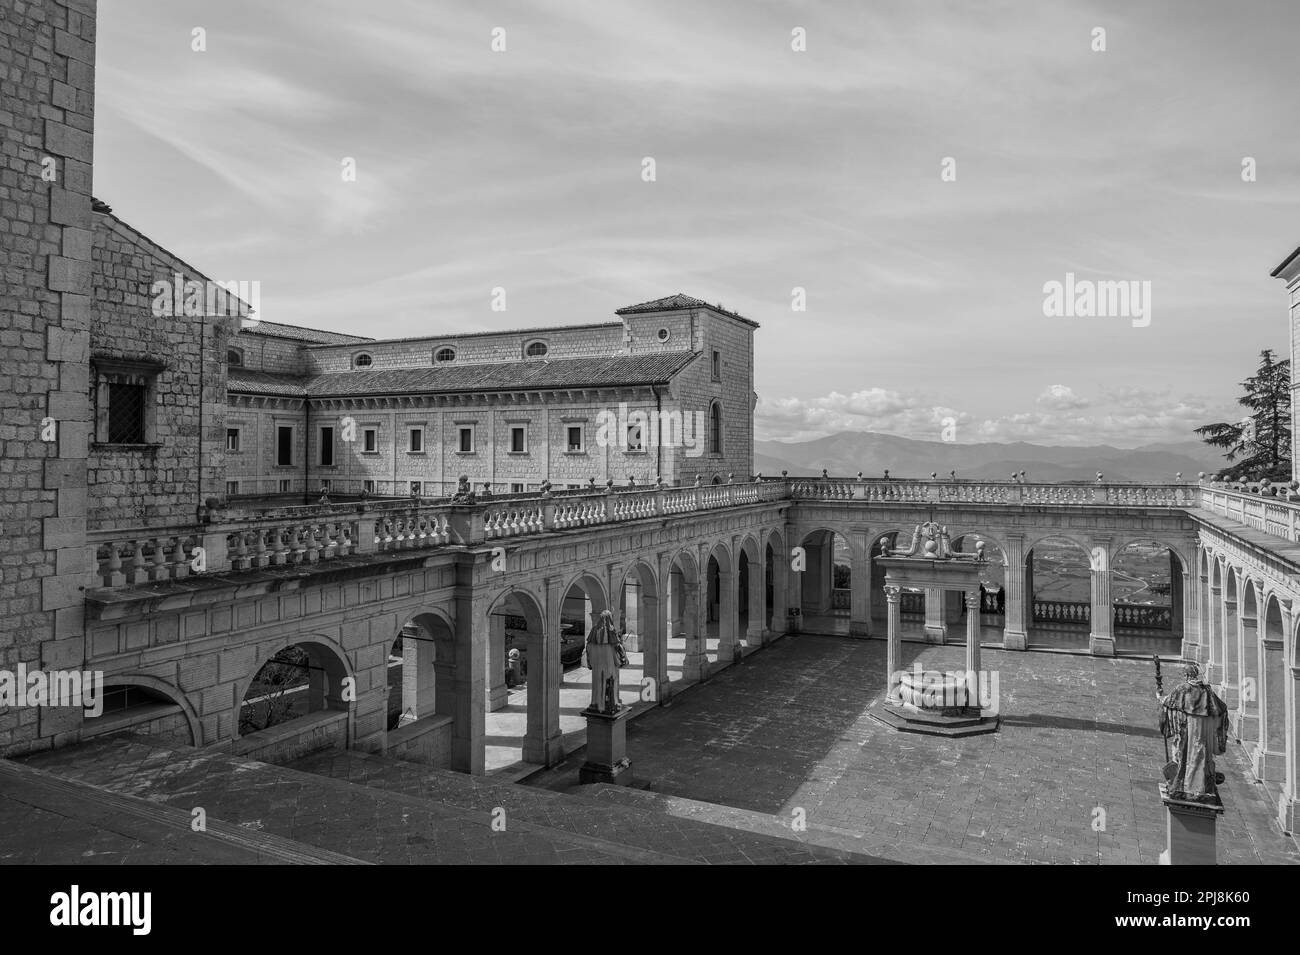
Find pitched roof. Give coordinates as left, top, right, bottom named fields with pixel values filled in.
left=227, top=369, right=309, bottom=397
left=303, top=352, right=698, bottom=398
left=303, top=322, right=623, bottom=349
left=1271, top=244, right=1300, bottom=278
left=241, top=321, right=373, bottom=345
left=615, top=293, right=758, bottom=327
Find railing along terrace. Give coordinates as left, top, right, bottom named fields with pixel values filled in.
left=783, top=475, right=1197, bottom=507
left=1199, top=481, right=1300, bottom=543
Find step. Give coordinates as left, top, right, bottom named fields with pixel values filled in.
left=869, top=703, right=1002, bottom=737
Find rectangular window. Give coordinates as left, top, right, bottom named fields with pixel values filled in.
left=510, top=425, right=526, bottom=453
left=511, top=483, right=524, bottom=494
left=226, top=428, right=240, bottom=452
left=627, top=424, right=644, bottom=452
left=567, top=425, right=583, bottom=452
left=279, top=479, right=292, bottom=493
left=363, top=479, right=376, bottom=494
left=276, top=426, right=293, bottom=466
left=226, top=480, right=239, bottom=495
left=711, top=350, right=721, bottom=380
left=410, top=481, right=422, bottom=496
left=363, top=427, right=377, bottom=453
left=409, top=427, right=424, bottom=453
left=319, top=426, right=334, bottom=467
left=107, top=383, right=147, bottom=443
left=458, top=426, right=474, bottom=453
left=319, top=479, right=331, bottom=492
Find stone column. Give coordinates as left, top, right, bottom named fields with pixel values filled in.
left=403, top=622, right=438, bottom=720
left=523, top=579, right=563, bottom=767
left=849, top=527, right=871, bottom=637
left=885, top=584, right=901, bottom=701
left=716, top=566, right=736, bottom=665
left=965, top=589, right=981, bottom=709
left=1222, top=587, right=1240, bottom=710
left=486, top=612, right=507, bottom=712
left=1283, top=661, right=1299, bottom=833
left=1260, top=633, right=1287, bottom=785
left=1206, top=577, right=1222, bottom=685
left=1238, top=609, right=1261, bottom=747
left=770, top=543, right=788, bottom=638
left=681, top=577, right=705, bottom=683
left=1003, top=534, right=1029, bottom=650
left=924, top=587, right=947, bottom=643
left=1089, top=541, right=1114, bottom=656
left=1195, top=555, right=1211, bottom=671
left=621, top=577, right=642, bottom=652
left=640, top=590, right=666, bottom=703
left=746, top=548, right=765, bottom=647
left=457, top=594, right=487, bottom=774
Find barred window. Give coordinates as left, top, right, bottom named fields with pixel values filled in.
left=107, top=383, right=147, bottom=443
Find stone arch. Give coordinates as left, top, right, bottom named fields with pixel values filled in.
left=704, top=540, right=735, bottom=662
left=1110, top=537, right=1189, bottom=644
left=1260, top=593, right=1288, bottom=779
left=485, top=586, right=552, bottom=768
left=764, top=526, right=788, bottom=634
left=94, top=674, right=202, bottom=747
left=1025, top=535, right=1094, bottom=646
left=868, top=528, right=907, bottom=627
left=1239, top=576, right=1262, bottom=752
left=235, top=635, right=355, bottom=745
left=795, top=526, right=848, bottom=622
left=666, top=547, right=704, bottom=683
left=737, top=534, right=763, bottom=645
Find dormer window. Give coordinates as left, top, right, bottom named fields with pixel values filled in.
left=435, top=347, right=456, bottom=363
left=525, top=341, right=548, bottom=358
left=353, top=353, right=373, bottom=368
left=227, top=347, right=243, bottom=366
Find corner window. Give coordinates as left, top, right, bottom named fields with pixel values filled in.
left=435, top=347, right=456, bottom=363
left=510, top=425, right=527, bottom=454
left=525, top=341, right=548, bottom=358
left=353, top=352, right=373, bottom=368
left=226, top=428, right=241, bottom=452
left=408, top=427, right=424, bottom=453
left=567, top=425, right=583, bottom=452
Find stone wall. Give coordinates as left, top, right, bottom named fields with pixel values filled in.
left=0, top=0, right=97, bottom=756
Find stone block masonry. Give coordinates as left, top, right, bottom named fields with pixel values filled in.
left=0, top=0, right=98, bottom=757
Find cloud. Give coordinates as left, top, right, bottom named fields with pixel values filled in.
left=1037, top=384, right=1090, bottom=410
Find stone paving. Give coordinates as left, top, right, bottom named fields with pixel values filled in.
left=528, top=634, right=1300, bottom=865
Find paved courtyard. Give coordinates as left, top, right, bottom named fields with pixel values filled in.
left=529, top=634, right=1300, bottom=865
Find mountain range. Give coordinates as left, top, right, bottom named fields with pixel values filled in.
left=753, top=431, right=1226, bottom=483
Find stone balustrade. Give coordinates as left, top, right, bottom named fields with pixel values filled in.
left=787, top=477, right=1196, bottom=507
left=1199, top=483, right=1300, bottom=542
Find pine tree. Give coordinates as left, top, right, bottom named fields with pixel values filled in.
left=1195, top=349, right=1292, bottom=481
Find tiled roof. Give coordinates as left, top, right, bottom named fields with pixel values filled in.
left=303, top=352, right=698, bottom=398
left=241, top=321, right=373, bottom=345
left=615, top=293, right=758, bottom=327
left=1271, top=244, right=1300, bottom=277
left=228, top=369, right=309, bottom=397
left=303, top=322, right=623, bottom=349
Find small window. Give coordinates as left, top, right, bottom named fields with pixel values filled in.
left=279, top=479, right=292, bottom=493
left=408, top=427, right=424, bottom=453
left=226, top=480, right=239, bottom=495
left=510, top=425, right=527, bottom=454
left=710, top=401, right=722, bottom=454
left=435, top=347, right=456, bottom=363
left=410, top=481, right=422, bottom=496
left=363, top=479, right=376, bottom=494
left=319, top=479, right=332, bottom=492
left=227, top=347, right=243, bottom=366
left=353, top=353, right=373, bottom=368
left=319, top=426, right=335, bottom=467
left=107, top=383, right=147, bottom=443
left=458, top=426, right=474, bottom=453
left=567, top=425, right=583, bottom=452
left=226, top=428, right=240, bottom=452
left=363, top=427, right=377, bottom=453
left=657, top=328, right=670, bottom=342
left=511, top=483, right=524, bottom=494
left=525, top=341, right=548, bottom=358
left=711, top=350, right=721, bottom=380
left=627, top=424, right=644, bottom=452
left=276, top=426, right=293, bottom=466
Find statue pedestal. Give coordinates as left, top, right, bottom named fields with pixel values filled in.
left=579, top=706, right=632, bottom=786
left=1158, top=784, right=1223, bottom=865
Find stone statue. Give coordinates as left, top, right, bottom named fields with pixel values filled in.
left=1157, top=661, right=1228, bottom=803
left=583, top=609, right=628, bottom=714
left=450, top=474, right=476, bottom=504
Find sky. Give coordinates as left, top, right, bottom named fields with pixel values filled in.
left=92, top=0, right=1300, bottom=448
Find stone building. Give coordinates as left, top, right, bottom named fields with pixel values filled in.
left=1272, top=245, right=1300, bottom=482
left=225, top=295, right=759, bottom=498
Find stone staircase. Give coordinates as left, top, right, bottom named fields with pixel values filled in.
left=13, top=736, right=888, bottom=865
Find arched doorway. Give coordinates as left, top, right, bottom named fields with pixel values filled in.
left=666, top=549, right=703, bottom=685
left=799, top=529, right=850, bottom=635
left=484, top=588, right=551, bottom=772
left=1111, top=540, right=1187, bottom=656
left=237, top=640, right=353, bottom=753
left=1027, top=536, right=1092, bottom=650
left=705, top=542, right=735, bottom=664
left=617, top=561, right=660, bottom=702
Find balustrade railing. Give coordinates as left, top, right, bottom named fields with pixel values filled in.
left=1113, top=603, right=1172, bottom=630
left=1033, top=599, right=1091, bottom=625
left=786, top=478, right=1195, bottom=507
left=1199, top=484, right=1300, bottom=543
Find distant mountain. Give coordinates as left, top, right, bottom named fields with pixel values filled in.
left=753, top=432, right=1224, bottom=483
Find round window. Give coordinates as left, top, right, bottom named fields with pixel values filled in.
left=657, top=328, right=670, bottom=342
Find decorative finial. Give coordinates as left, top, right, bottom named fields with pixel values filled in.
left=821, top=468, right=829, bottom=479
left=857, top=471, right=863, bottom=480
left=781, top=469, right=788, bottom=478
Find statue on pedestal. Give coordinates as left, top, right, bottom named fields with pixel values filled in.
left=1157, top=661, right=1228, bottom=803
left=449, top=474, right=476, bottom=504
left=583, top=609, right=628, bottom=714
